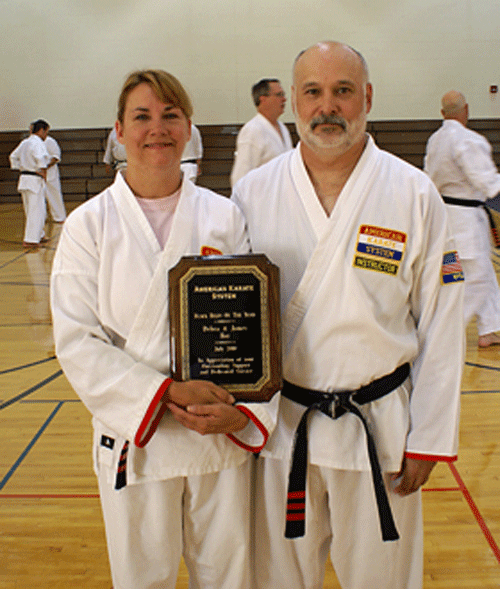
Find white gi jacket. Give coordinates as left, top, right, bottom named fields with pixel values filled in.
left=230, top=113, right=293, bottom=186
left=424, top=119, right=500, bottom=259
left=9, top=134, right=50, bottom=193
left=181, top=124, right=203, bottom=161
left=51, top=171, right=277, bottom=485
left=181, top=124, right=203, bottom=182
left=44, top=135, right=61, bottom=182
left=233, top=136, right=464, bottom=473
left=103, top=127, right=127, bottom=170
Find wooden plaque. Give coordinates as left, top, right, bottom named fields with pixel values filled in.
left=169, top=253, right=281, bottom=401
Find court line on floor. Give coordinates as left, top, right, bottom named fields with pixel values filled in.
left=0, top=493, right=100, bottom=499
left=0, top=355, right=57, bottom=375
left=0, top=252, right=27, bottom=270
left=0, top=369, right=63, bottom=410
left=465, top=361, right=500, bottom=372
left=0, top=322, right=52, bottom=327
left=0, top=281, right=49, bottom=287
left=1, top=389, right=498, bottom=565
left=449, top=462, right=500, bottom=564
left=0, top=401, right=64, bottom=491
left=462, top=389, right=500, bottom=394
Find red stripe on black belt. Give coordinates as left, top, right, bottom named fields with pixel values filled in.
left=115, top=440, right=129, bottom=490
left=282, top=364, right=409, bottom=542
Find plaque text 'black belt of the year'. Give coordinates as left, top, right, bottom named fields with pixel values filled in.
left=281, top=362, right=410, bottom=542
left=442, top=194, right=500, bottom=247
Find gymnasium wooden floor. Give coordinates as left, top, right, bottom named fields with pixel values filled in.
left=0, top=202, right=499, bottom=589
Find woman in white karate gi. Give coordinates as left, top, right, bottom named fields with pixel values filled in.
left=51, top=70, right=277, bottom=589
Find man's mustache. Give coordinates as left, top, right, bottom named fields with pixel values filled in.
left=310, top=114, right=347, bottom=131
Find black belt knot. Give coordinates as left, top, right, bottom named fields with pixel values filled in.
left=282, top=363, right=410, bottom=543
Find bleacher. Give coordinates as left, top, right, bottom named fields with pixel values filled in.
left=1, top=119, right=500, bottom=203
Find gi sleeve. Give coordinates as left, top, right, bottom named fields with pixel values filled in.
left=230, top=128, right=263, bottom=187
left=406, top=183, right=464, bottom=461
left=50, top=214, right=171, bottom=447
left=227, top=393, right=280, bottom=452
left=9, top=144, right=22, bottom=169
left=455, top=134, right=500, bottom=200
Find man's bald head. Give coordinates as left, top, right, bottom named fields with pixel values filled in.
left=441, top=90, right=468, bottom=124
left=293, top=41, right=369, bottom=86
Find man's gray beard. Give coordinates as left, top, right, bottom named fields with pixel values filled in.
left=295, top=112, right=367, bottom=155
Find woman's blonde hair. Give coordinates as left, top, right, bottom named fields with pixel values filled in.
left=117, top=69, right=193, bottom=123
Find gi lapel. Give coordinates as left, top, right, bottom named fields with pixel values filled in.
left=114, top=175, right=196, bottom=367
left=283, top=136, right=380, bottom=357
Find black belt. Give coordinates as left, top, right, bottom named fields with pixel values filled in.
left=442, top=195, right=500, bottom=247
left=282, top=362, right=410, bottom=542
left=20, top=171, right=40, bottom=176
left=181, top=158, right=198, bottom=164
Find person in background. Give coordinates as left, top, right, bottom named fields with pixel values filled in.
left=9, top=119, right=51, bottom=248
left=103, top=126, right=127, bottom=173
left=233, top=41, right=464, bottom=589
left=51, top=69, right=278, bottom=589
left=425, top=90, right=500, bottom=347
left=230, top=77, right=293, bottom=186
left=44, top=130, right=67, bottom=223
left=180, top=122, right=203, bottom=182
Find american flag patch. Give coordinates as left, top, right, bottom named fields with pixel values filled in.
left=441, top=251, right=464, bottom=284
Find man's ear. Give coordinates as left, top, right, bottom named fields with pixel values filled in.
left=365, top=83, right=373, bottom=115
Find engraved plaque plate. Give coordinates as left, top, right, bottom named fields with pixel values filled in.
left=169, top=254, right=281, bottom=401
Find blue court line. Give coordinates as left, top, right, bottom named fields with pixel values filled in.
left=0, top=323, right=51, bottom=328
left=0, top=369, right=63, bottom=411
left=0, top=252, right=27, bottom=270
left=0, top=281, right=49, bottom=287
left=0, top=356, right=57, bottom=375
left=0, top=401, right=63, bottom=491
left=21, top=399, right=80, bottom=403
left=465, top=361, right=500, bottom=372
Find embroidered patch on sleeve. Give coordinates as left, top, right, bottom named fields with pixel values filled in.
left=201, top=246, right=222, bottom=256
left=353, top=225, right=407, bottom=276
left=441, top=251, right=464, bottom=284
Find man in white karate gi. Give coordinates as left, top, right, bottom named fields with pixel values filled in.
left=425, top=90, right=500, bottom=348
left=44, top=132, right=67, bottom=223
left=103, top=126, right=127, bottom=173
left=181, top=123, right=203, bottom=182
left=230, top=78, right=293, bottom=186
left=233, top=41, right=465, bottom=589
left=9, top=119, right=51, bottom=248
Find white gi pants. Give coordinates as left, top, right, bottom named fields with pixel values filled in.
left=98, top=460, right=251, bottom=589
left=462, top=255, right=500, bottom=335
left=20, top=187, right=46, bottom=243
left=255, top=457, right=423, bottom=589
left=45, top=172, right=66, bottom=222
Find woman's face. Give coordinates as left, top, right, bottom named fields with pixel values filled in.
left=116, top=82, right=191, bottom=172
